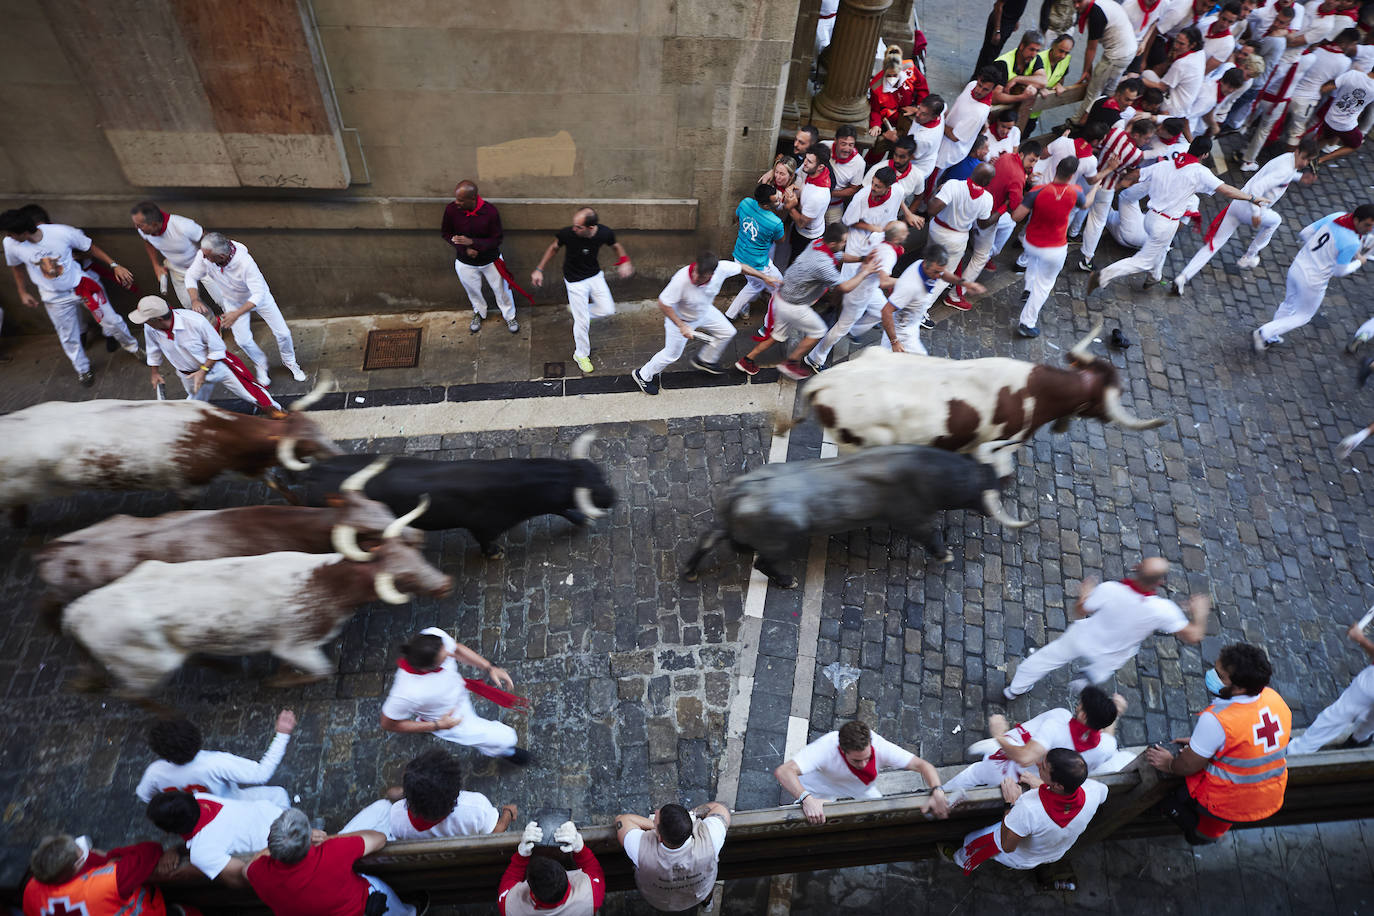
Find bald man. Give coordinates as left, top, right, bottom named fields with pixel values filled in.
left=1004, top=558, right=1212, bottom=699
left=530, top=207, right=633, bottom=374
left=441, top=181, right=521, bottom=334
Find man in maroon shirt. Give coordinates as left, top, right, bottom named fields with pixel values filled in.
left=947, top=140, right=1043, bottom=309
left=442, top=180, right=522, bottom=334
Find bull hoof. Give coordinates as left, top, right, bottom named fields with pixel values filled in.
left=938, top=551, right=954, bottom=564
left=770, top=575, right=799, bottom=589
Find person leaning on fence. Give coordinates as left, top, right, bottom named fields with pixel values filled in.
left=616, top=801, right=731, bottom=913
left=498, top=820, right=604, bottom=915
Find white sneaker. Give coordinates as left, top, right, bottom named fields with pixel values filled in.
left=287, top=365, right=307, bottom=383
left=255, top=365, right=272, bottom=387
left=1239, top=160, right=1259, bottom=172
left=1252, top=329, right=1269, bottom=353
left=122, top=341, right=140, bottom=355
left=1236, top=254, right=1260, bottom=270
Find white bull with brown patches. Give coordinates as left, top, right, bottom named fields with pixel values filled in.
left=0, top=382, right=338, bottom=525
left=60, top=500, right=451, bottom=699
left=785, top=323, right=1164, bottom=452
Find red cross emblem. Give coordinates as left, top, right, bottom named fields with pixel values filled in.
left=42, top=896, right=90, bottom=916
left=1252, top=707, right=1284, bottom=751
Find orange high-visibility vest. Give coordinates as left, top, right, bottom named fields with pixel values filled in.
left=1186, top=687, right=1292, bottom=823
left=23, top=861, right=168, bottom=916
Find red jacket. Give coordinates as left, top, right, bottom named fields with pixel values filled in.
left=867, top=65, right=929, bottom=128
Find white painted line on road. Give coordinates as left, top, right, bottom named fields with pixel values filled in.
left=785, top=715, right=810, bottom=758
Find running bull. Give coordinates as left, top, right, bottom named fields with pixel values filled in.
left=0, top=381, right=339, bottom=525
left=35, top=459, right=417, bottom=606
left=783, top=321, right=1164, bottom=451
left=282, top=430, right=615, bottom=559
left=683, top=443, right=1029, bottom=588
left=59, top=499, right=450, bottom=698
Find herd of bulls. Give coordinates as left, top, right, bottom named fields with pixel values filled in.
left=0, top=323, right=1163, bottom=702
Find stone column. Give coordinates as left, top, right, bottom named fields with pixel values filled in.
left=782, top=0, right=822, bottom=124
left=811, top=0, right=892, bottom=124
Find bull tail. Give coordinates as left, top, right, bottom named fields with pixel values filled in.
left=682, top=528, right=727, bottom=582
left=774, top=402, right=809, bottom=437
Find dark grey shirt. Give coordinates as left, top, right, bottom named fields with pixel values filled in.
left=779, top=242, right=841, bottom=305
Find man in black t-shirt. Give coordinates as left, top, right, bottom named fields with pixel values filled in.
left=532, top=207, right=634, bottom=374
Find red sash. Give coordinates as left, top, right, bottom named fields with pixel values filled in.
left=959, top=826, right=1002, bottom=874
left=1203, top=204, right=1231, bottom=249
left=1076, top=2, right=1096, bottom=32
left=494, top=257, right=535, bottom=306
left=989, top=724, right=1033, bottom=761
left=839, top=746, right=878, bottom=785
left=1039, top=785, right=1087, bottom=828
left=74, top=276, right=108, bottom=321
left=394, top=658, right=529, bottom=708
left=219, top=352, right=276, bottom=410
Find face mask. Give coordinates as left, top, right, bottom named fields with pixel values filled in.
left=1205, top=667, right=1227, bottom=697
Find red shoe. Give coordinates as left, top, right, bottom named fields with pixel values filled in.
left=984, top=260, right=998, bottom=273
left=945, top=288, right=972, bottom=311
left=734, top=356, right=760, bottom=376
left=779, top=359, right=813, bottom=380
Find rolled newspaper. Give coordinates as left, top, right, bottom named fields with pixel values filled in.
left=1358, top=607, right=1374, bottom=632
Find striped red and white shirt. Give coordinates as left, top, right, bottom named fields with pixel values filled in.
left=1097, top=127, right=1144, bottom=191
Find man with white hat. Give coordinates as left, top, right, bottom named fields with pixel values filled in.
left=129, top=295, right=280, bottom=410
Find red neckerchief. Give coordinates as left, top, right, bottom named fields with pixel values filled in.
left=966, top=178, right=986, bottom=200
left=805, top=167, right=832, bottom=189
left=463, top=195, right=485, bottom=216
left=839, top=746, right=878, bottom=785
left=833, top=147, right=859, bottom=164
left=888, top=158, right=913, bottom=180
left=407, top=807, right=445, bottom=832
left=182, top=799, right=224, bottom=839
left=971, top=85, right=995, bottom=102
left=1072, top=138, right=1094, bottom=159
left=1172, top=151, right=1200, bottom=168
left=810, top=238, right=841, bottom=266
left=1218, top=81, right=1228, bottom=101
left=531, top=882, right=574, bottom=910
left=1173, top=47, right=1201, bottom=63
left=1121, top=577, right=1157, bottom=596
left=868, top=187, right=892, bottom=207
left=919, top=116, right=942, bottom=128
left=1137, top=0, right=1162, bottom=13
left=145, top=210, right=172, bottom=236
left=772, top=177, right=792, bottom=193
left=1068, top=718, right=1103, bottom=752
left=213, top=243, right=236, bottom=272
left=1336, top=213, right=1360, bottom=230
left=1039, top=785, right=1087, bottom=828
left=397, top=657, right=441, bottom=674
left=886, top=242, right=904, bottom=258
left=1205, top=20, right=1233, bottom=39
left=1104, top=97, right=1122, bottom=111
left=1077, top=2, right=1096, bottom=32
left=163, top=314, right=176, bottom=341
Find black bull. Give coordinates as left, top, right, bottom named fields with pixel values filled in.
left=286, top=441, right=616, bottom=559
left=683, top=445, right=1028, bottom=588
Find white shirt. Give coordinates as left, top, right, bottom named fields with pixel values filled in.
left=388, top=792, right=499, bottom=840
left=1250, top=0, right=1306, bottom=37
left=1213, top=77, right=1252, bottom=122
left=907, top=119, right=944, bottom=179
left=380, top=627, right=473, bottom=724
left=791, top=730, right=915, bottom=799
left=796, top=180, right=830, bottom=240
left=187, top=793, right=283, bottom=880
left=1141, top=159, right=1223, bottom=217
left=1198, top=16, right=1238, bottom=65
left=1325, top=68, right=1374, bottom=130
left=936, top=83, right=992, bottom=169
left=183, top=241, right=276, bottom=309
left=887, top=261, right=943, bottom=329
left=1123, top=0, right=1162, bottom=41
left=982, top=126, right=1021, bottom=160
left=3, top=223, right=91, bottom=296
left=656, top=261, right=745, bottom=322
left=842, top=188, right=902, bottom=257
left=1289, top=46, right=1353, bottom=104
left=998, top=780, right=1108, bottom=869
left=1276, top=4, right=1341, bottom=68
left=143, top=308, right=229, bottom=373
left=622, top=816, right=728, bottom=868
left=136, top=734, right=290, bottom=802
left=1004, top=708, right=1121, bottom=775
left=932, top=179, right=993, bottom=233
left=1032, top=135, right=1099, bottom=187
left=1353, top=43, right=1374, bottom=72
left=862, top=158, right=921, bottom=201
left=847, top=241, right=900, bottom=303
left=1241, top=152, right=1302, bottom=207
left=1077, top=580, right=1190, bottom=656
left=1158, top=50, right=1207, bottom=115
left=822, top=141, right=867, bottom=194
left=1078, top=0, right=1137, bottom=60
left=1188, top=691, right=1264, bottom=757
left=137, top=213, right=205, bottom=271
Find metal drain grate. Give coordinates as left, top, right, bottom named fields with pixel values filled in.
left=363, top=328, right=422, bottom=370
left=543, top=361, right=566, bottom=379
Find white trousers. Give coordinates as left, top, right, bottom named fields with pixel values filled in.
left=1080, top=188, right=1117, bottom=261
left=810, top=286, right=885, bottom=365
left=962, top=213, right=1016, bottom=285
left=1098, top=211, right=1182, bottom=287
left=882, top=315, right=927, bottom=355
left=1244, top=95, right=1290, bottom=162
left=433, top=693, right=519, bottom=757
left=1107, top=182, right=1149, bottom=249
left=1288, top=666, right=1374, bottom=754
left=927, top=222, right=971, bottom=278
left=1019, top=241, right=1067, bottom=328
left=363, top=873, right=416, bottom=916
left=1177, top=202, right=1281, bottom=283
left=455, top=260, right=516, bottom=321
left=640, top=308, right=736, bottom=380
left=726, top=263, right=782, bottom=318
left=942, top=757, right=1022, bottom=796
left=173, top=361, right=282, bottom=410
left=1257, top=266, right=1327, bottom=341
left=228, top=299, right=300, bottom=372
left=165, top=263, right=193, bottom=309
left=1284, top=97, right=1320, bottom=146
left=343, top=798, right=395, bottom=838
left=43, top=290, right=138, bottom=375
left=769, top=297, right=827, bottom=341
left=565, top=271, right=616, bottom=358
left=1008, top=619, right=1138, bottom=694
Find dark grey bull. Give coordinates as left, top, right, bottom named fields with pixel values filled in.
left=683, top=443, right=1029, bottom=588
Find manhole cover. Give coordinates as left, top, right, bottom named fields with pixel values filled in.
left=363, top=328, right=422, bottom=370
left=543, top=361, right=565, bottom=379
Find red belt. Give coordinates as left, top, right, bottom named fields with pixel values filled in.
left=1149, top=209, right=1183, bottom=221
left=818, top=11, right=837, bottom=17
left=933, top=216, right=960, bottom=232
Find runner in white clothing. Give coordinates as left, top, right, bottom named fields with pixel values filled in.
left=881, top=247, right=983, bottom=354
left=131, top=296, right=280, bottom=410
left=145, top=790, right=287, bottom=883
left=906, top=96, right=948, bottom=190
left=131, top=201, right=204, bottom=309
left=1174, top=139, right=1317, bottom=292
left=341, top=748, right=517, bottom=839
left=1313, top=64, right=1374, bottom=165
left=808, top=221, right=908, bottom=370
left=931, top=71, right=1002, bottom=194
left=841, top=169, right=904, bottom=258
left=774, top=721, right=949, bottom=824
left=1277, top=31, right=1358, bottom=145
left=1288, top=620, right=1374, bottom=753
left=136, top=709, right=296, bottom=807
left=1005, top=557, right=1212, bottom=698
left=183, top=233, right=307, bottom=386
left=925, top=163, right=996, bottom=301
left=379, top=627, right=530, bottom=763
left=1141, top=26, right=1207, bottom=116
left=1073, top=0, right=1138, bottom=118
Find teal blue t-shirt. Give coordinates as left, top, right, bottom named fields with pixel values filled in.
left=733, top=198, right=786, bottom=270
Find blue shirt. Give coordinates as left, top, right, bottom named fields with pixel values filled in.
left=941, top=155, right=985, bottom=184
left=733, top=198, right=785, bottom=270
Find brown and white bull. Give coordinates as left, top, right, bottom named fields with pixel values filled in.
left=784, top=322, right=1165, bottom=451
left=60, top=499, right=451, bottom=699
left=0, top=381, right=339, bottom=525
left=35, top=459, right=420, bottom=605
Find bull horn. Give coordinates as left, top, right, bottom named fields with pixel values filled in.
left=289, top=373, right=334, bottom=413
left=983, top=489, right=1032, bottom=529
left=373, top=572, right=412, bottom=605
left=574, top=486, right=607, bottom=520
left=331, top=524, right=373, bottom=562
left=1069, top=319, right=1105, bottom=363
left=340, top=457, right=390, bottom=494
left=276, top=436, right=311, bottom=472
left=571, top=430, right=597, bottom=460
left=1103, top=387, right=1167, bottom=431
left=383, top=494, right=431, bottom=540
